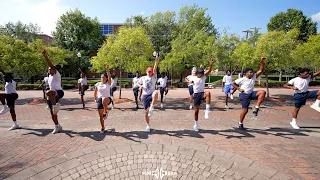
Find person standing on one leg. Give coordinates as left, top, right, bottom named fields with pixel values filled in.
left=138, top=54, right=159, bottom=132
left=283, top=68, right=320, bottom=129
left=39, top=73, right=50, bottom=109
left=222, top=65, right=238, bottom=109
left=94, top=65, right=112, bottom=133
left=158, top=72, right=168, bottom=109
left=232, top=57, right=266, bottom=130
left=193, top=58, right=214, bottom=132
left=132, top=71, right=141, bottom=109
left=110, top=74, right=118, bottom=109
left=42, top=49, right=64, bottom=134
left=78, top=69, right=87, bottom=108
left=0, top=70, right=19, bottom=131
left=185, top=67, right=197, bottom=110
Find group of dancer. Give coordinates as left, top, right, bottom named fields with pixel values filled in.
left=0, top=50, right=320, bottom=134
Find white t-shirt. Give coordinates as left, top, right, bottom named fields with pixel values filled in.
left=44, top=77, right=49, bottom=87
left=157, top=76, right=167, bottom=88
left=234, top=74, right=257, bottom=94
left=186, top=75, right=196, bottom=86
left=193, top=75, right=207, bottom=93
left=132, top=77, right=140, bottom=88
left=5, top=80, right=17, bottom=94
left=48, top=71, right=63, bottom=91
left=139, top=76, right=156, bottom=95
left=95, top=82, right=111, bottom=98
left=223, top=74, right=233, bottom=85
left=111, top=78, right=118, bottom=88
left=288, top=76, right=312, bottom=93
left=78, top=77, right=87, bottom=85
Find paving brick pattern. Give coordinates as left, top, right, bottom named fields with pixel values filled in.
left=0, top=89, right=319, bottom=179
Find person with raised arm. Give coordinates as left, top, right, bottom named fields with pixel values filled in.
left=192, top=58, right=214, bottom=132
left=42, top=49, right=64, bottom=134
left=283, top=68, right=320, bottom=129
left=137, top=52, right=159, bottom=132
left=232, top=57, right=266, bottom=130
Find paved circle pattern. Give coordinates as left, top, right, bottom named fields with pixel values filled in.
left=6, top=140, right=290, bottom=180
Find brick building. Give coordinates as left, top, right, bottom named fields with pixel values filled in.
left=37, top=34, right=53, bottom=45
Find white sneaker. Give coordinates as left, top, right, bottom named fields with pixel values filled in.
left=230, top=94, right=234, bottom=100
left=194, top=124, right=199, bottom=132
left=189, top=104, right=193, bottom=110
left=8, top=124, right=19, bottom=131
left=53, top=103, right=60, bottom=115
left=148, top=106, right=154, bottom=117
left=52, top=125, right=62, bottom=134
left=46, top=105, right=49, bottom=109
left=310, top=103, right=320, bottom=112
left=160, top=104, right=164, bottom=109
left=0, top=105, right=10, bottom=115
left=146, top=125, right=150, bottom=132
left=225, top=105, right=229, bottom=109
left=290, top=121, right=300, bottom=129
left=112, top=104, right=115, bottom=109
left=163, top=95, right=166, bottom=100
left=204, top=110, right=209, bottom=120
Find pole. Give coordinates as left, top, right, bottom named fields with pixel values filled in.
left=119, top=67, right=122, bottom=99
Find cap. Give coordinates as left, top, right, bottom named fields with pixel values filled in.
left=196, top=68, right=205, bottom=75
left=147, top=67, right=153, bottom=72
left=192, top=67, right=197, bottom=72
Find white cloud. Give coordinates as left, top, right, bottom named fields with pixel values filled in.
left=311, top=12, right=320, bottom=22
left=0, top=0, right=68, bottom=35
left=140, top=11, right=145, bottom=15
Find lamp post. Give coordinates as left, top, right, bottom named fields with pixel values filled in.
left=77, top=52, right=81, bottom=68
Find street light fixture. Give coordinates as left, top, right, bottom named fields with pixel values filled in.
left=77, top=52, right=81, bottom=68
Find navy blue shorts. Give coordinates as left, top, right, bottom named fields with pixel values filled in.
left=142, top=94, right=153, bottom=110
left=47, top=90, right=64, bottom=108
left=188, top=85, right=194, bottom=96
left=224, top=84, right=233, bottom=95
left=110, top=87, right=117, bottom=97
left=133, top=86, right=140, bottom=96
left=97, top=97, right=112, bottom=109
left=239, top=91, right=258, bottom=108
left=193, top=92, right=205, bottom=107
left=160, top=86, right=167, bottom=95
left=294, top=90, right=319, bottom=108
left=5, top=93, right=18, bottom=107
left=79, top=87, right=85, bottom=96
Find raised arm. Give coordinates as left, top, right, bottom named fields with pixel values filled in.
left=205, top=57, right=214, bottom=77
left=232, top=65, right=239, bottom=75
left=256, top=57, right=265, bottom=78
left=312, top=68, right=320, bottom=78
left=42, top=49, right=56, bottom=73
left=106, top=65, right=111, bottom=85
left=153, top=56, right=159, bottom=79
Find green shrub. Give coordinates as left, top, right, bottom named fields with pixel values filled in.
left=205, top=76, right=223, bottom=83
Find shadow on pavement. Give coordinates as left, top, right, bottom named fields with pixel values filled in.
left=20, top=126, right=318, bottom=142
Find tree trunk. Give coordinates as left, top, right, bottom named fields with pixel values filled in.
left=279, top=71, right=282, bottom=82
left=119, top=68, right=122, bottom=99
left=265, top=68, right=270, bottom=98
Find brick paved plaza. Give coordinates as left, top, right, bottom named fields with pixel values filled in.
left=0, top=88, right=319, bottom=180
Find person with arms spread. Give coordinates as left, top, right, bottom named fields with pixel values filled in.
left=283, top=68, right=320, bottom=129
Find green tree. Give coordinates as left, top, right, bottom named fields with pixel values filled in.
left=292, top=34, right=320, bottom=70
left=124, top=15, right=148, bottom=28
left=0, top=21, right=41, bottom=43
left=91, top=27, right=154, bottom=73
left=232, top=42, right=256, bottom=70
left=267, top=9, right=317, bottom=41
left=53, top=8, right=103, bottom=69
left=0, top=35, right=68, bottom=80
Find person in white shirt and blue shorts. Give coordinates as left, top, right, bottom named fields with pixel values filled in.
left=78, top=69, right=87, bottom=108
left=137, top=53, right=159, bottom=132
left=232, top=57, right=266, bottom=130
left=157, top=72, right=168, bottom=109
left=94, top=65, right=112, bottom=133
left=0, top=70, right=19, bottom=131
left=283, top=68, right=320, bottom=129
left=222, top=65, right=238, bottom=109
left=42, top=49, right=65, bottom=134
left=185, top=67, right=197, bottom=110
left=132, top=71, right=141, bottom=109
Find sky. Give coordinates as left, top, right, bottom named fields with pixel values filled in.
left=0, top=0, right=319, bottom=37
